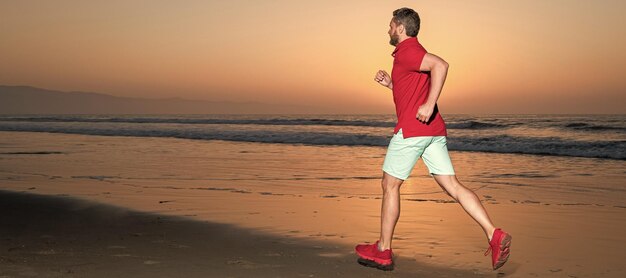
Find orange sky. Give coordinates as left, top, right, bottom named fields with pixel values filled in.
left=1, top=0, right=624, bottom=114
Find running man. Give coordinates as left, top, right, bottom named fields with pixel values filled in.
left=355, top=7, right=512, bottom=271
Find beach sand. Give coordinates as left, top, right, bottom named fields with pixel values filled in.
left=0, top=190, right=479, bottom=277
left=1, top=131, right=625, bottom=277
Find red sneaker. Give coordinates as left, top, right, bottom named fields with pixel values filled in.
left=355, top=240, right=394, bottom=271
left=484, top=228, right=512, bottom=270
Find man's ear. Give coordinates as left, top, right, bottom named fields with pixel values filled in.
left=397, top=24, right=405, bottom=36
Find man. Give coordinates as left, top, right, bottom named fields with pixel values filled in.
left=355, top=7, right=512, bottom=271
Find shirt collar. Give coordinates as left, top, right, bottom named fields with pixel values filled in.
left=392, top=37, right=419, bottom=57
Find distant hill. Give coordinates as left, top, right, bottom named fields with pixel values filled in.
left=0, top=85, right=329, bottom=114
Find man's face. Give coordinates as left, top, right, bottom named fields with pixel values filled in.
left=388, top=19, right=400, bottom=46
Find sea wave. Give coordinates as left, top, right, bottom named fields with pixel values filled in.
left=563, top=122, right=625, bottom=132
left=446, top=121, right=508, bottom=129
left=0, top=122, right=623, bottom=160
left=449, top=135, right=625, bottom=160
left=0, top=116, right=395, bottom=127
left=0, top=116, right=512, bottom=130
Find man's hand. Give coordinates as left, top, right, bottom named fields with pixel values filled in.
left=417, top=103, right=435, bottom=123
left=374, top=70, right=392, bottom=89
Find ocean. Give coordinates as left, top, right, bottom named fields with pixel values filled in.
left=0, top=114, right=624, bottom=160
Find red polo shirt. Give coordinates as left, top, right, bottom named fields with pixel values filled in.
left=391, top=37, right=447, bottom=138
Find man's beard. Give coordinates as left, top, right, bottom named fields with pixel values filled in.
left=389, top=33, right=399, bottom=46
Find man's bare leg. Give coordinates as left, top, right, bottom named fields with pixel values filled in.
left=378, top=171, right=404, bottom=251
left=433, top=174, right=497, bottom=241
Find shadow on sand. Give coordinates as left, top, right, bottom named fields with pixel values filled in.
left=0, top=190, right=491, bottom=277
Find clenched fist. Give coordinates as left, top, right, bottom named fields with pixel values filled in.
left=417, top=103, right=435, bottom=123
left=374, top=70, right=392, bottom=89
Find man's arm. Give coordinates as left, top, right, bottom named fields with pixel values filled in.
left=417, top=53, right=449, bottom=122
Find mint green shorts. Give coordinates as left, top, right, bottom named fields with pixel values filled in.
left=382, top=128, right=456, bottom=180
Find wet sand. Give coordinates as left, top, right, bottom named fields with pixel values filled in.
left=0, top=190, right=482, bottom=277
left=1, top=131, right=625, bottom=277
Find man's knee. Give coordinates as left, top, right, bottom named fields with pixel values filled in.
left=381, top=172, right=403, bottom=191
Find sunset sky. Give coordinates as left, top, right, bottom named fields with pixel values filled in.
left=1, top=0, right=624, bottom=114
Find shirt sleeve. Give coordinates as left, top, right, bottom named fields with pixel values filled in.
left=406, top=47, right=427, bottom=72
